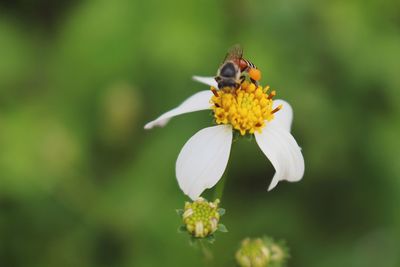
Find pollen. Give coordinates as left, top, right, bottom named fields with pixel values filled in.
left=211, top=81, right=278, bottom=135
left=248, top=68, right=261, bottom=81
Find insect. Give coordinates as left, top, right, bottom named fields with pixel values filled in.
left=214, top=45, right=261, bottom=89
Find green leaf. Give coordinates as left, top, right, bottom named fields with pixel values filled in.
left=206, top=235, right=215, bottom=244
left=217, top=208, right=226, bottom=216
left=176, top=209, right=184, bottom=216
left=217, top=224, right=228, bottom=233
left=177, top=225, right=187, bottom=233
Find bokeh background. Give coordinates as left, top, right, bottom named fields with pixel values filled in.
left=1, top=0, right=400, bottom=266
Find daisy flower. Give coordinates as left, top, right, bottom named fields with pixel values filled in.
left=144, top=76, right=304, bottom=200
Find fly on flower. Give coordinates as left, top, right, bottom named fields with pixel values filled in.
left=144, top=45, right=305, bottom=200
left=215, top=45, right=261, bottom=89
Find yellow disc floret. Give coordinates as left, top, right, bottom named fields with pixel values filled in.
left=211, top=81, right=280, bottom=135
left=182, top=198, right=221, bottom=238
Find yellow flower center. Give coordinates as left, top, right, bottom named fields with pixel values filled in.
left=211, top=81, right=281, bottom=135
left=183, top=198, right=220, bottom=238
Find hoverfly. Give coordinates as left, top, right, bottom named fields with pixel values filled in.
left=214, top=44, right=261, bottom=89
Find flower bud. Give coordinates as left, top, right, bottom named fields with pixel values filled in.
left=181, top=198, right=221, bottom=238
left=235, top=237, right=289, bottom=267
left=236, top=238, right=270, bottom=267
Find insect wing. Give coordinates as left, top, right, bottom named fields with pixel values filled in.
left=222, top=44, right=243, bottom=63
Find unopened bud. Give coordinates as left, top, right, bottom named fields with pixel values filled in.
left=181, top=198, right=222, bottom=238
left=235, top=236, right=289, bottom=267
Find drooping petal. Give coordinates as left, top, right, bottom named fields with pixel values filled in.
left=272, top=99, right=293, bottom=132
left=255, top=120, right=304, bottom=191
left=144, top=90, right=213, bottom=129
left=192, top=76, right=218, bottom=88
left=176, top=125, right=232, bottom=200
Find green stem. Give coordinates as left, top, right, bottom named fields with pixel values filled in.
left=199, top=240, right=213, bottom=265
left=213, top=173, right=227, bottom=200
left=214, top=142, right=234, bottom=201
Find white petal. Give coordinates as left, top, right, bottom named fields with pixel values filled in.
left=192, top=76, right=218, bottom=88
left=255, top=122, right=304, bottom=191
left=144, top=90, right=213, bottom=129
left=272, top=99, right=293, bottom=132
left=176, top=125, right=232, bottom=200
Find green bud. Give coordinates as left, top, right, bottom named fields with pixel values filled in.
left=181, top=198, right=222, bottom=238
left=263, top=237, right=289, bottom=266
left=236, top=238, right=270, bottom=267
left=235, top=237, right=289, bottom=267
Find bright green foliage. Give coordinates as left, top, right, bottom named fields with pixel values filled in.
left=0, top=0, right=400, bottom=266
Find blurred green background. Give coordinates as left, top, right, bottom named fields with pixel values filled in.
left=1, top=0, right=400, bottom=266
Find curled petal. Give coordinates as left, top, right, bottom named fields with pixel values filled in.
left=144, top=90, right=212, bottom=129
left=255, top=121, right=304, bottom=191
left=176, top=125, right=232, bottom=200
left=272, top=99, right=293, bottom=132
left=192, top=76, right=218, bottom=88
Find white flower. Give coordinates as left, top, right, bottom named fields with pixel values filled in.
left=145, top=76, right=304, bottom=200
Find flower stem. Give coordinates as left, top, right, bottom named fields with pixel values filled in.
left=214, top=144, right=233, bottom=201
left=199, top=240, right=213, bottom=264
left=214, top=172, right=227, bottom=200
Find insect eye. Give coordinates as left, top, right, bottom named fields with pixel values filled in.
left=220, top=63, right=236, bottom=77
